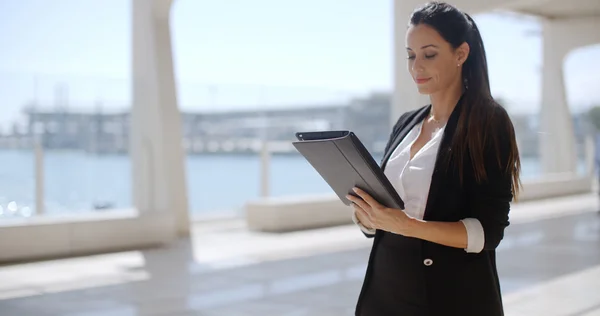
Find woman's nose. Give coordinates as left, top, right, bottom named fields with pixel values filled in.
left=412, top=58, right=425, bottom=73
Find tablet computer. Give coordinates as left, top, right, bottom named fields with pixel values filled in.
left=293, top=130, right=404, bottom=210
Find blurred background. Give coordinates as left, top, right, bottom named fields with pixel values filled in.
left=0, top=0, right=597, bottom=218
left=0, top=0, right=599, bottom=315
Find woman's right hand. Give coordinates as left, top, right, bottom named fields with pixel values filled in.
left=353, top=202, right=375, bottom=230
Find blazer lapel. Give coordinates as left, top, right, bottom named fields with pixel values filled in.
left=380, top=105, right=430, bottom=171
left=422, top=96, right=464, bottom=220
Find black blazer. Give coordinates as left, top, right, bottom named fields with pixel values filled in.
left=355, top=100, right=514, bottom=316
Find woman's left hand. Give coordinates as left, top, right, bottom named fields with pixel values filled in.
left=346, top=187, right=414, bottom=236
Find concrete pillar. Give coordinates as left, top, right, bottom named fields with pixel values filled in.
left=539, top=19, right=577, bottom=174
left=538, top=16, right=600, bottom=175
left=131, top=0, right=190, bottom=236
left=391, top=0, right=430, bottom=126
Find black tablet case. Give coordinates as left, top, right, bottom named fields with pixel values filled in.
left=292, top=131, right=405, bottom=210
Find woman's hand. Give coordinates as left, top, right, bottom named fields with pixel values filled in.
left=352, top=202, right=375, bottom=230
left=346, top=187, right=415, bottom=236
left=348, top=188, right=471, bottom=250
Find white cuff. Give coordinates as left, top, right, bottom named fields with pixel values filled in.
left=352, top=210, right=376, bottom=235
left=460, top=218, right=485, bottom=253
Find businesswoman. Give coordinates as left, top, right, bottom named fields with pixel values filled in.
left=346, top=2, right=521, bottom=315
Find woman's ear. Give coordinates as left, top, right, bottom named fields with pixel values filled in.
left=457, top=42, right=470, bottom=65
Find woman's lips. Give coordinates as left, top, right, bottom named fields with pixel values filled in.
left=415, top=77, right=431, bottom=84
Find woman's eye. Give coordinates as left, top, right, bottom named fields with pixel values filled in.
left=407, top=55, right=415, bottom=60
left=425, top=54, right=437, bottom=59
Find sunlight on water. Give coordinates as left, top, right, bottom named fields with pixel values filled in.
left=7, top=201, right=17, bottom=214
left=20, top=206, right=32, bottom=217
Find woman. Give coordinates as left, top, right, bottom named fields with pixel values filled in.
left=346, top=2, right=521, bottom=316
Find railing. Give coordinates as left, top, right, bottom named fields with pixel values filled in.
left=34, top=139, right=44, bottom=215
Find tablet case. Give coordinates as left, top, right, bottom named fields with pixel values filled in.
left=292, top=131, right=405, bottom=210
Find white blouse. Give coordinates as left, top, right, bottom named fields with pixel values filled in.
left=352, top=118, right=485, bottom=253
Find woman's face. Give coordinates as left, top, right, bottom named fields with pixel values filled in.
left=405, top=23, right=468, bottom=95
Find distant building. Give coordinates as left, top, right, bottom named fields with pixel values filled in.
left=1, top=95, right=590, bottom=157
left=15, top=94, right=388, bottom=155
left=343, top=92, right=392, bottom=153
left=24, top=106, right=129, bottom=154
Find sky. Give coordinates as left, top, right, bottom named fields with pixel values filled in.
left=0, top=0, right=599, bottom=130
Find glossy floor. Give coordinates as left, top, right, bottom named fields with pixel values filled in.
left=0, top=196, right=599, bottom=316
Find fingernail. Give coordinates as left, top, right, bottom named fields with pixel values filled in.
left=352, top=188, right=358, bottom=193
left=345, top=195, right=351, bottom=199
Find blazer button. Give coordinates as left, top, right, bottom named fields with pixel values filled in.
left=423, top=258, right=433, bottom=266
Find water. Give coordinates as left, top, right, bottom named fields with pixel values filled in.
left=0, top=150, right=588, bottom=218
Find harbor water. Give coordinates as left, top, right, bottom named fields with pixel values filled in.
left=0, top=150, right=588, bottom=218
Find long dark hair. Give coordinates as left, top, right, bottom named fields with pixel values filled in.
left=410, top=2, right=521, bottom=198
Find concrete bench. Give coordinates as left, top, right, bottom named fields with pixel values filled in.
left=518, top=173, right=592, bottom=201
left=244, top=174, right=593, bottom=232
left=244, top=194, right=352, bottom=232
left=0, top=210, right=175, bottom=263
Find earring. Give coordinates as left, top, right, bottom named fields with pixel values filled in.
left=457, top=63, right=461, bottom=67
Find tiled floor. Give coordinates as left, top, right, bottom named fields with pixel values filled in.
left=0, top=194, right=599, bottom=315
